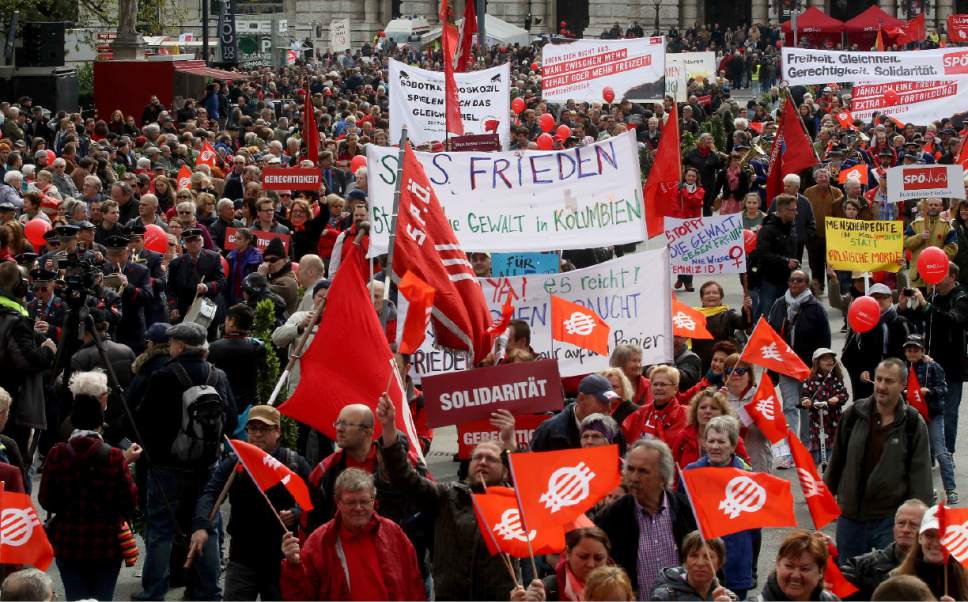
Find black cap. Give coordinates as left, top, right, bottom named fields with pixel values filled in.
left=15, top=252, right=37, bottom=265
left=182, top=228, right=203, bottom=240
left=0, top=202, right=15, bottom=212
left=42, top=229, right=59, bottom=241
left=904, top=334, right=924, bottom=349
left=28, top=267, right=57, bottom=282
left=263, top=237, right=286, bottom=261
left=104, top=234, right=131, bottom=249
left=54, top=224, right=79, bottom=238
left=243, top=272, right=269, bottom=296
left=76, top=220, right=95, bottom=230
left=128, top=224, right=146, bottom=236
left=145, top=322, right=171, bottom=343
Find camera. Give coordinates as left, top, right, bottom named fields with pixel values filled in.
left=902, top=288, right=915, bottom=297
left=58, top=252, right=100, bottom=308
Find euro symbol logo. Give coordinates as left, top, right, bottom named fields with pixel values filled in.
left=564, top=311, right=596, bottom=336
left=672, top=311, right=696, bottom=331
left=540, top=462, right=596, bottom=513
left=493, top=509, right=536, bottom=543
left=760, top=342, right=783, bottom=362
left=718, top=476, right=766, bottom=519
left=1, top=507, right=40, bottom=548
left=942, top=521, right=968, bottom=564
left=797, top=468, right=822, bottom=498
left=755, top=396, right=775, bottom=421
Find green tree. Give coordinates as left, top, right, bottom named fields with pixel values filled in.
left=252, top=299, right=297, bottom=448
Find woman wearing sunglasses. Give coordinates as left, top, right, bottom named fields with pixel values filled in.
left=721, top=354, right=772, bottom=474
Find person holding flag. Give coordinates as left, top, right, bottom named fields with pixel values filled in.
left=621, top=366, right=687, bottom=451
left=722, top=354, right=773, bottom=474
left=649, top=532, right=734, bottom=602
left=891, top=505, right=968, bottom=600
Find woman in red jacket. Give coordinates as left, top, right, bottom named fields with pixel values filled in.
left=674, top=166, right=705, bottom=292
left=672, top=389, right=751, bottom=468
left=621, top=365, right=686, bottom=450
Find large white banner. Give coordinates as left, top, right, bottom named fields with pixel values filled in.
left=781, top=47, right=968, bottom=86
left=541, top=37, right=667, bottom=104
left=886, top=164, right=966, bottom=203
left=329, top=18, right=350, bottom=52
left=388, top=59, right=511, bottom=148
left=405, top=249, right=674, bottom=380
left=366, top=131, right=645, bottom=255
left=666, top=52, right=716, bottom=103
left=851, top=81, right=968, bottom=126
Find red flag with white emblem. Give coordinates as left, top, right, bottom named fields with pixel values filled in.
left=740, top=318, right=810, bottom=380
left=680, top=467, right=796, bottom=539
left=471, top=486, right=565, bottom=557
left=197, top=142, right=218, bottom=169
left=938, top=504, right=968, bottom=567
left=824, top=543, right=860, bottom=598
left=744, top=375, right=788, bottom=444
left=0, top=487, right=54, bottom=570
left=788, top=432, right=840, bottom=529
left=176, top=164, right=193, bottom=190
left=227, top=437, right=313, bottom=511
left=671, top=295, right=713, bottom=340
left=835, top=110, right=855, bottom=130
left=550, top=295, right=610, bottom=356
left=906, top=366, right=930, bottom=421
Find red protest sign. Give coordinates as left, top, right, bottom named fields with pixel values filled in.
left=224, top=227, right=290, bottom=254
left=420, top=359, right=563, bottom=428
left=950, top=15, right=968, bottom=44
left=450, top=133, right=501, bottom=152
left=457, top=414, right=548, bottom=459
left=261, top=167, right=322, bottom=191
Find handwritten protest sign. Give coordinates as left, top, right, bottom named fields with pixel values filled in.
left=666, top=52, right=716, bottom=102
left=457, top=414, right=548, bottom=459
left=492, top=252, right=560, bottom=276
left=403, top=248, right=673, bottom=380
left=664, top=215, right=746, bottom=275
left=421, top=359, right=563, bottom=428
left=224, top=227, right=291, bottom=254
left=886, top=164, right=965, bottom=203
left=366, top=131, right=645, bottom=256
left=541, top=37, right=667, bottom=103
left=825, top=217, right=903, bottom=273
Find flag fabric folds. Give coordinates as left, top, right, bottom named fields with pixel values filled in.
left=0, top=487, right=54, bottom=570
left=680, top=467, right=797, bottom=539
left=197, top=142, right=218, bottom=169
left=938, top=504, right=968, bottom=567
left=454, top=0, right=477, bottom=72
left=303, top=92, right=320, bottom=166
left=906, top=366, right=930, bottom=421
left=550, top=295, right=610, bottom=356
left=765, top=95, right=818, bottom=204
left=471, top=486, right=565, bottom=557
left=787, top=432, right=841, bottom=529
left=227, top=438, right=314, bottom=511
left=644, top=102, right=681, bottom=239
left=176, top=164, right=193, bottom=190
left=744, top=376, right=789, bottom=445
left=438, top=0, right=465, bottom=136
left=824, top=543, right=860, bottom=598
left=740, top=318, right=811, bottom=380
left=398, top=271, right=435, bottom=355
left=671, top=295, right=713, bottom=340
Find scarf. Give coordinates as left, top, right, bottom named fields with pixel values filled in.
left=560, top=559, right=584, bottom=602
left=696, top=305, right=729, bottom=318
left=784, top=288, right=813, bottom=323
left=726, top=164, right=741, bottom=190
left=0, top=294, right=27, bottom=317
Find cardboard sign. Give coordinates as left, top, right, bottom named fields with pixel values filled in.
left=450, top=133, right=502, bottom=152
left=224, top=227, right=291, bottom=254
left=664, top=214, right=746, bottom=275
left=329, top=18, right=350, bottom=53
left=886, top=164, right=966, bottom=203
left=492, top=252, right=560, bottom=276
left=825, top=217, right=902, bottom=273
left=456, top=414, right=549, bottom=459
left=421, top=359, right=564, bottom=428
left=261, top=167, right=322, bottom=191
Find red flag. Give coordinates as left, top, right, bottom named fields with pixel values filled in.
left=0, top=489, right=54, bottom=570
left=398, top=270, right=435, bottom=355
left=671, top=294, right=713, bottom=340
left=486, top=294, right=514, bottom=337
left=644, top=102, right=681, bottom=239
left=680, top=467, right=797, bottom=539
left=765, top=95, right=817, bottom=204
left=453, top=0, right=477, bottom=72
left=824, top=543, right=860, bottom=598
left=950, top=15, right=968, bottom=44
left=788, top=432, right=841, bottom=529
left=837, top=163, right=868, bottom=186
left=744, top=375, right=788, bottom=444
left=938, top=505, right=968, bottom=567
left=176, top=164, right=193, bottom=190
left=939, top=503, right=950, bottom=563
left=957, top=134, right=968, bottom=171
left=899, top=12, right=926, bottom=45
left=906, top=366, right=930, bottom=421
left=471, top=486, right=566, bottom=557
left=874, top=28, right=885, bottom=52
left=508, top=445, right=621, bottom=530
left=197, top=142, right=218, bottom=169
left=303, top=92, right=320, bottom=167
left=392, top=143, right=493, bottom=362
left=438, top=0, right=464, bottom=136
left=550, top=295, right=610, bottom=356
left=279, top=244, right=427, bottom=465
left=227, top=437, right=313, bottom=511
left=834, top=110, right=855, bottom=130
left=748, top=121, right=764, bottom=134
left=740, top=318, right=811, bottom=380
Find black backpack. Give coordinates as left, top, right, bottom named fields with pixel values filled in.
left=170, top=363, right=225, bottom=466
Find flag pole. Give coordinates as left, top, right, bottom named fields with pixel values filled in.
left=381, top=127, right=409, bottom=330
left=675, top=465, right=722, bottom=591
left=267, top=294, right=328, bottom=406
left=208, top=462, right=239, bottom=522
left=471, top=477, right=521, bottom=587
left=506, top=454, right=541, bottom=578
left=224, top=436, right=289, bottom=532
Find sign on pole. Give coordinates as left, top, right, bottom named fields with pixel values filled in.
left=886, top=165, right=966, bottom=203
left=329, top=18, right=350, bottom=52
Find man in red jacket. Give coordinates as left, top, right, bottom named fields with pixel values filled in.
left=280, top=468, right=425, bottom=601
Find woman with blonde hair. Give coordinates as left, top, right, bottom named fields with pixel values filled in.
left=598, top=367, right=638, bottom=424
left=673, top=389, right=750, bottom=468
left=583, top=566, right=634, bottom=601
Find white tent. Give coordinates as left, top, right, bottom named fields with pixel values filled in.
left=422, top=14, right=531, bottom=47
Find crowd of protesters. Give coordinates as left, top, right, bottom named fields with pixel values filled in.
left=0, top=17, right=965, bottom=602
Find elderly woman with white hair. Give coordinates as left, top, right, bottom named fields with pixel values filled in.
left=0, top=169, right=23, bottom=208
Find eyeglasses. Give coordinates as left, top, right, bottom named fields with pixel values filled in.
left=333, top=420, right=370, bottom=430
left=651, top=381, right=673, bottom=388
left=177, top=210, right=193, bottom=215
left=258, top=208, right=274, bottom=213
left=789, top=277, right=807, bottom=284
left=245, top=424, right=278, bottom=434
left=337, top=497, right=374, bottom=508
left=725, top=367, right=749, bottom=376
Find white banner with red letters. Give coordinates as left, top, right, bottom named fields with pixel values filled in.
left=886, top=164, right=966, bottom=203
left=781, top=47, right=968, bottom=86
left=851, top=81, right=968, bottom=126
left=541, top=37, right=666, bottom=103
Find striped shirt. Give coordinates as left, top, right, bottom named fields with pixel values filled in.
left=634, top=493, right=680, bottom=599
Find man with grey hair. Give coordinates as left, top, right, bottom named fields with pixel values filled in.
left=0, top=568, right=54, bottom=601
left=134, top=320, right=236, bottom=601
left=209, top=198, right=242, bottom=250
left=596, top=437, right=696, bottom=600
left=803, top=166, right=842, bottom=294
left=768, top=172, right=817, bottom=270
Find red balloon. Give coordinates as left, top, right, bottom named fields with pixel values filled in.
left=848, top=295, right=881, bottom=333
left=24, top=219, right=50, bottom=249
left=884, top=88, right=899, bottom=106
left=602, top=86, right=615, bottom=103
left=143, top=224, right=168, bottom=253
left=536, top=133, right=554, bottom=150
left=350, top=155, right=367, bottom=174
left=511, top=97, right=526, bottom=115
left=538, top=113, right=555, bottom=133
left=220, top=256, right=229, bottom=276
left=555, top=124, right=571, bottom=141
left=743, top=229, right=757, bottom=254
left=918, top=246, right=950, bottom=285
left=530, top=62, right=539, bottom=71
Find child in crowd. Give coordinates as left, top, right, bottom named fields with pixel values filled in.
left=799, top=348, right=849, bottom=467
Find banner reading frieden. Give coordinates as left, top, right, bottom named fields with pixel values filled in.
left=886, top=164, right=966, bottom=203
left=781, top=47, right=968, bottom=86
left=404, top=249, right=674, bottom=380
left=666, top=52, right=716, bottom=103
left=366, top=131, right=644, bottom=255
left=825, top=217, right=903, bottom=273
left=388, top=59, right=511, bottom=148
left=420, top=359, right=563, bottom=428
left=261, top=167, right=322, bottom=191
left=457, top=414, right=548, bottom=459
left=541, top=37, right=666, bottom=103
left=664, top=214, right=746, bottom=275
left=851, top=81, right=968, bottom=126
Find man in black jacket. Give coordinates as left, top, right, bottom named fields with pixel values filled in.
left=166, top=228, right=226, bottom=326
left=682, top=133, right=724, bottom=215
left=751, top=193, right=798, bottom=321
left=842, top=283, right=912, bottom=400
left=530, top=374, right=617, bottom=451
left=103, top=233, right=153, bottom=354
left=596, top=438, right=696, bottom=597
left=208, top=304, right=265, bottom=411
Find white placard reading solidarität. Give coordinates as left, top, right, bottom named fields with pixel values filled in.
left=388, top=59, right=511, bottom=148
left=886, top=164, right=966, bottom=203
left=541, top=37, right=667, bottom=103
left=366, top=131, right=645, bottom=256
left=781, top=47, right=968, bottom=86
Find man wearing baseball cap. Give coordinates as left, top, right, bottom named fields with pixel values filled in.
left=530, top=374, right=619, bottom=451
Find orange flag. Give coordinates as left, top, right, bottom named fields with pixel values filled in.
left=834, top=110, right=855, bottom=130
left=227, top=437, right=313, bottom=511
left=837, top=163, right=868, bottom=185
left=874, top=28, right=885, bottom=51
left=176, top=164, right=193, bottom=190
left=744, top=375, right=788, bottom=444
left=550, top=295, right=610, bottom=356
left=824, top=543, right=860, bottom=598
left=0, top=488, right=54, bottom=570
left=508, top=445, right=621, bottom=530
left=471, top=486, right=566, bottom=558
left=938, top=504, right=968, bottom=567
left=680, top=467, right=797, bottom=539
left=643, top=102, right=681, bottom=239
left=398, top=270, right=435, bottom=355
left=671, top=295, right=713, bottom=340
left=906, top=366, right=930, bottom=421
left=788, top=432, right=841, bottom=529
left=197, top=142, right=218, bottom=168
left=740, top=318, right=811, bottom=381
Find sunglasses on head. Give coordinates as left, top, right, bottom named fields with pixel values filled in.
left=725, top=367, right=749, bottom=376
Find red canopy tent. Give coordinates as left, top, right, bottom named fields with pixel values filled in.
left=782, top=7, right=846, bottom=48
left=844, top=5, right=905, bottom=48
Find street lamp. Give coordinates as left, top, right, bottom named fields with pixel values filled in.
left=653, top=0, right=662, bottom=33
